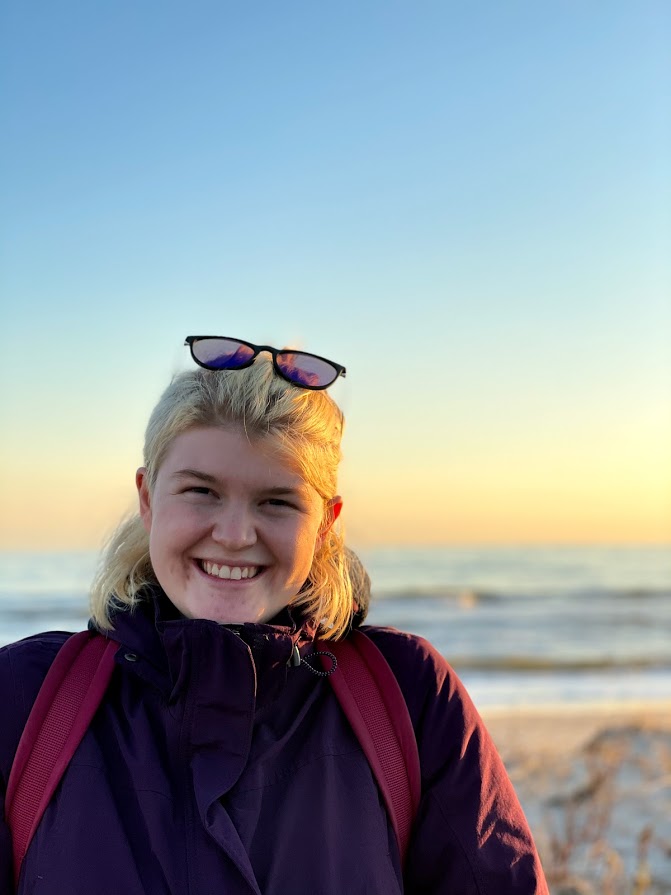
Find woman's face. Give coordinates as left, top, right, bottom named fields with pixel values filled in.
left=136, top=425, right=341, bottom=625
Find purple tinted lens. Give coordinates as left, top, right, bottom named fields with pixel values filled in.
left=193, top=338, right=255, bottom=370
left=276, top=352, right=337, bottom=387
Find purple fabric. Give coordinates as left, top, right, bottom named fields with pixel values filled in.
left=0, top=595, right=549, bottom=894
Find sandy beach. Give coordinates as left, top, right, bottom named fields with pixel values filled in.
left=481, top=701, right=671, bottom=894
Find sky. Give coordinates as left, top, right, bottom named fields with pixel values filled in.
left=1, top=1, right=670, bottom=550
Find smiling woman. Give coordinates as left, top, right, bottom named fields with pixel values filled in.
left=88, top=353, right=352, bottom=640
left=0, top=344, right=548, bottom=895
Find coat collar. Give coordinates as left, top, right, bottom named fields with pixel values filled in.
left=96, top=588, right=317, bottom=707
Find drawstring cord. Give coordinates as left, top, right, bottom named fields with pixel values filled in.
left=289, top=644, right=338, bottom=676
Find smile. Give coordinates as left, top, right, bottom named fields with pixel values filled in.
left=199, top=560, right=261, bottom=581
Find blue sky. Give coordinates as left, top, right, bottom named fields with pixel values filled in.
left=1, top=1, right=670, bottom=548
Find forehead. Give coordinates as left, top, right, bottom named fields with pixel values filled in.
left=160, top=425, right=305, bottom=484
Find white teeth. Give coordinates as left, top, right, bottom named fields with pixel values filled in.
left=202, top=561, right=259, bottom=581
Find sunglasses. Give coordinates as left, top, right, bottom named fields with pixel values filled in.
left=185, top=336, right=346, bottom=390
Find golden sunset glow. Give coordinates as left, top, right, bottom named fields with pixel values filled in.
left=2, top=436, right=669, bottom=550
left=2, top=2, right=669, bottom=553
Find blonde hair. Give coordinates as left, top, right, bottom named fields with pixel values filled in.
left=90, top=357, right=354, bottom=639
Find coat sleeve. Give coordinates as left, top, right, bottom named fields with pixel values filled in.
left=363, top=627, right=549, bottom=895
left=0, top=644, right=23, bottom=893
left=0, top=634, right=68, bottom=894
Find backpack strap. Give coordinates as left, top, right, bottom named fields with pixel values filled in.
left=321, top=629, right=421, bottom=867
left=5, top=631, right=119, bottom=886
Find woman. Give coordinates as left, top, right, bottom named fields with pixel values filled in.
left=0, top=336, right=549, bottom=894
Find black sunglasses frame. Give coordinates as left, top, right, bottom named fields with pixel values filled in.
left=185, top=336, right=346, bottom=391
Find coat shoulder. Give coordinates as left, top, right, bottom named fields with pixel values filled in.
left=0, top=632, right=72, bottom=780
left=359, top=625, right=464, bottom=715
left=361, top=624, right=448, bottom=670
left=359, top=625, right=488, bottom=782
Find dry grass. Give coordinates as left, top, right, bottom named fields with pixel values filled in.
left=483, top=709, right=671, bottom=895
left=530, top=728, right=671, bottom=894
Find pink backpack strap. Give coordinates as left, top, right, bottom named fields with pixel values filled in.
left=322, top=629, right=421, bottom=867
left=5, top=631, right=119, bottom=886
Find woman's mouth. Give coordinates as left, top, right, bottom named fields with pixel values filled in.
left=198, top=560, right=261, bottom=581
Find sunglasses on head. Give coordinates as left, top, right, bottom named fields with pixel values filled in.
left=185, top=336, right=346, bottom=391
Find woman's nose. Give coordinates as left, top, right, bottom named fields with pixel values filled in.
left=210, top=506, right=257, bottom=550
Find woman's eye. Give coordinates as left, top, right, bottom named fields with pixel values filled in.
left=265, top=497, right=296, bottom=509
left=187, top=486, right=213, bottom=496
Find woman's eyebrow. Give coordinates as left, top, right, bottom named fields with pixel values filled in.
left=172, top=468, right=218, bottom=483
left=171, top=470, right=304, bottom=495
left=263, top=485, right=304, bottom=496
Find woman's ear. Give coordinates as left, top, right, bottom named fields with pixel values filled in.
left=317, top=496, right=343, bottom=546
left=136, top=468, right=152, bottom=533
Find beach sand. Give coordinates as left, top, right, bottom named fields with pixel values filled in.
left=481, top=702, right=671, bottom=894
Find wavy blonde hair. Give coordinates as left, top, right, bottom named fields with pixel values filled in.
left=90, top=357, right=354, bottom=639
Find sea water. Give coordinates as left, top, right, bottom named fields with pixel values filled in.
left=1, top=545, right=669, bottom=710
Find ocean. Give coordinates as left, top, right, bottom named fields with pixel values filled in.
left=1, top=545, right=669, bottom=710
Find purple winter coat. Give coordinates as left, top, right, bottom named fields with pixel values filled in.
left=0, top=593, right=549, bottom=894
